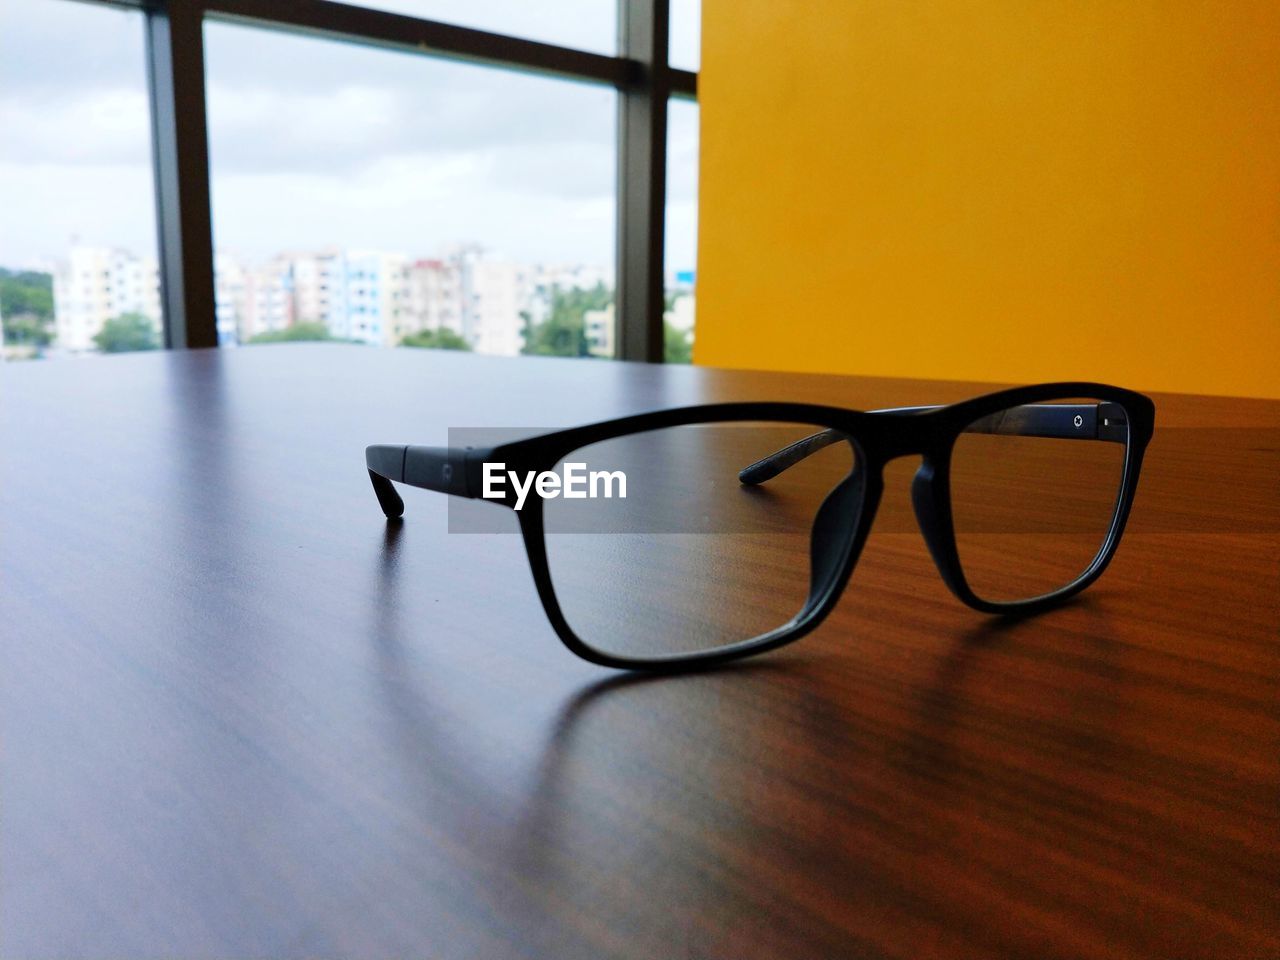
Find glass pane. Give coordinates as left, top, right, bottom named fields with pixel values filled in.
left=204, top=22, right=616, bottom=357
left=664, top=99, right=698, bottom=363
left=950, top=398, right=1129, bottom=603
left=543, top=422, right=857, bottom=661
left=0, top=0, right=162, bottom=360
left=333, top=0, right=613, bottom=56
left=669, top=0, right=701, bottom=70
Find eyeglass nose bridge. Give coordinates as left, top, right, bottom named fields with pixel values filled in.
left=799, top=462, right=882, bottom=626
left=909, top=457, right=971, bottom=603
left=858, top=414, right=938, bottom=463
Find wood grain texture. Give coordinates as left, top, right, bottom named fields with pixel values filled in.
left=1, top=345, right=1276, bottom=959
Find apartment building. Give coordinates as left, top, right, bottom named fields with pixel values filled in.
left=47, top=243, right=616, bottom=356
left=52, top=246, right=161, bottom=352
left=402, top=258, right=464, bottom=342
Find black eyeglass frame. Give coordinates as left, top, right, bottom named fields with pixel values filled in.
left=366, top=382, right=1155, bottom=671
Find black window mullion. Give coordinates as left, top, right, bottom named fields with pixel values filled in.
left=670, top=67, right=697, bottom=100
left=146, top=0, right=218, bottom=349
left=617, top=0, right=669, bottom=363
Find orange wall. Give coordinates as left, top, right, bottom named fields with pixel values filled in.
left=694, top=0, right=1280, bottom=398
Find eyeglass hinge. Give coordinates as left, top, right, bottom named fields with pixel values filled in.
left=1097, top=402, right=1128, bottom=442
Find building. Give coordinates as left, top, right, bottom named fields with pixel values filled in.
left=287, top=252, right=331, bottom=329
left=325, top=249, right=407, bottom=347
left=206, top=244, right=611, bottom=355
left=213, top=252, right=244, bottom=345
left=584, top=302, right=615, bottom=357
left=523, top=262, right=614, bottom=330
left=402, top=258, right=464, bottom=343
left=238, top=255, right=293, bottom=342
left=462, top=255, right=529, bottom=357
left=52, top=246, right=161, bottom=352
left=216, top=248, right=398, bottom=346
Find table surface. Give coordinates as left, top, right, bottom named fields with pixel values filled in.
left=2, top=344, right=1276, bottom=960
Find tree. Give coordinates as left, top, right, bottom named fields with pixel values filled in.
left=522, top=283, right=613, bottom=358
left=0, top=269, right=54, bottom=322
left=93, top=312, right=159, bottom=353
left=248, top=322, right=332, bottom=344
left=3, top=313, right=53, bottom=349
left=1, top=269, right=55, bottom=350
left=664, top=320, right=692, bottom=364
left=400, top=327, right=471, bottom=351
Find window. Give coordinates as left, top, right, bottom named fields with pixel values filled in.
left=205, top=22, right=616, bottom=357
left=669, top=0, right=702, bottom=71
left=664, top=99, right=699, bottom=363
left=348, top=0, right=615, bottom=55
left=0, top=0, right=163, bottom=359
left=3, top=0, right=696, bottom=363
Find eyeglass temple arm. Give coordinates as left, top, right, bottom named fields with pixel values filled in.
left=366, top=444, right=482, bottom=519
left=738, top=402, right=1128, bottom=486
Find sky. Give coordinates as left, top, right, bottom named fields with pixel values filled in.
left=0, top=0, right=699, bottom=275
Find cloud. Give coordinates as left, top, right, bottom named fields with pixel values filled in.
left=0, top=0, right=697, bottom=269
left=209, top=163, right=617, bottom=264
left=1, top=89, right=153, bottom=165
left=203, top=22, right=617, bottom=178
left=0, top=0, right=146, bottom=94
left=0, top=161, right=157, bottom=264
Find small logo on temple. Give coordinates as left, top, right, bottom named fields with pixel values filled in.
left=1073, top=415, right=1083, bottom=428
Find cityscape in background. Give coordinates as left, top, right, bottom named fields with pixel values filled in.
left=0, top=244, right=696, bottom=362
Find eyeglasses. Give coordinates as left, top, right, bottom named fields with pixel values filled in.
left=366, top=382, right=1154, bottom=671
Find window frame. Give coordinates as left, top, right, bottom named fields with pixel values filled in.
left=86, top=0, right=696, bottom=359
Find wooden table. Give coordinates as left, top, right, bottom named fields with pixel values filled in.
left=2, top=344, right=1276, bottom=959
